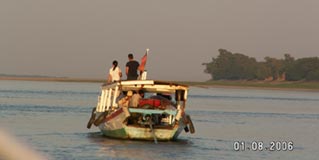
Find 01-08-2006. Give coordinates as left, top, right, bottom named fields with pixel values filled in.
left=233, top=141, right=294, bottom=151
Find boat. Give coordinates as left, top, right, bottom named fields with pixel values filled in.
left=87, top=79, right=195, bottom=142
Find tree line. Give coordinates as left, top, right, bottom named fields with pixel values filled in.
left=203, top=49, right=319, bottom=81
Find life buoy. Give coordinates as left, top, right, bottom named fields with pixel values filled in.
left=87, top=108, right=96, bottom=129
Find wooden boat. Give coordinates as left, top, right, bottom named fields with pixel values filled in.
left=87, top=80, right=195, bottom=142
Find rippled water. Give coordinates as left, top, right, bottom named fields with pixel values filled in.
left=1, top=80, right=319, bottom=160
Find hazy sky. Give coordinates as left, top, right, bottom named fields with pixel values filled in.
left=1, top=0, right=318, bottom=81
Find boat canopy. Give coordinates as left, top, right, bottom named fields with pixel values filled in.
left=102, top=80, right=189, bottom=94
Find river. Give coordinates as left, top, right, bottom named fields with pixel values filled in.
left=1, top=80, right=318, bottom=160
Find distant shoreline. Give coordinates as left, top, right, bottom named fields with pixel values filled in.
left=1, top=76, right=319, bottom=91
left=0, top=76, right=106, bottom=83
left=179, top=80, right=319, bottom=91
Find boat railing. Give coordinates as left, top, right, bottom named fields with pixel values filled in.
left=128, top=108, right=177, bottom=125
left=96, top=86, right=119, bottom=112
left=128, top=108, right=176, bottom=115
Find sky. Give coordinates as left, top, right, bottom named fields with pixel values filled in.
left=1, top=0, right=318, bottom=81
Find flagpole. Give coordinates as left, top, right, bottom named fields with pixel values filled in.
left=140, top=48, right=149, bottom=80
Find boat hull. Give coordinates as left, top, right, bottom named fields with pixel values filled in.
left=97, top=108, right=186, bottom=141
left=100, top=123, right=185, bottom=141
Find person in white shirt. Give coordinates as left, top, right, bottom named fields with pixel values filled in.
left=129, top=90, right=145, bottom=107
left=108, top=60, right=122, bottom=83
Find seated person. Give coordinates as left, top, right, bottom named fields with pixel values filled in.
left=118, top=91, right=133, bottom=108
left=129, top=90, right=144, bottom=107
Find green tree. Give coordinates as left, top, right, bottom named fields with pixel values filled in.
left=264, top=57, right=285, bottom=80
left=282, top=57, right=319, bottom=81
left=203, top=49, right=258, bottom=80
left=255, top=62, right=272, bottom=80
left=203, top=49, right=319, bottom=81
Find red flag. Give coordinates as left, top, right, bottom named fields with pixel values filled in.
left=139, top=51, right=148, bottom=72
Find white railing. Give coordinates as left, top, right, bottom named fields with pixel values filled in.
left=96, top=86, right=119, bottom=112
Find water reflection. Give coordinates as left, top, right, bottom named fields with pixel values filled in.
left=86, top=132, right=193, bottom=160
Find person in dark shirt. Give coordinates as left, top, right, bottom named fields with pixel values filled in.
left=126, top=53, right=140, bottom=80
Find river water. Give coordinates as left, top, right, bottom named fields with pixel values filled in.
left=0, top=80, right=319, bottom=160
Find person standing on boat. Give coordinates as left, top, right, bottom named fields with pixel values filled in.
left=107, top=60, right=122, bottom=83
left=126, top=53, right=140, bottom=80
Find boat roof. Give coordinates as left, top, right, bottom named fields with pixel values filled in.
left=101, top=80, right=188, bottom=93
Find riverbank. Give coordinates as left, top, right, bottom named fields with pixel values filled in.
left=1, top=76, right=319, bottom=91
left=178, top=80, right=319, bottom=91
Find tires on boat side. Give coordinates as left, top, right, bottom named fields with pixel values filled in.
left=187, top=114, right=195, bottom=134
left=93, top=111, right=109, bottom=126
left=86, top=108, right=96, bottom=129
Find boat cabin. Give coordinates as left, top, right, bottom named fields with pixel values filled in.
left=94, top=80, right=189, bottom=126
